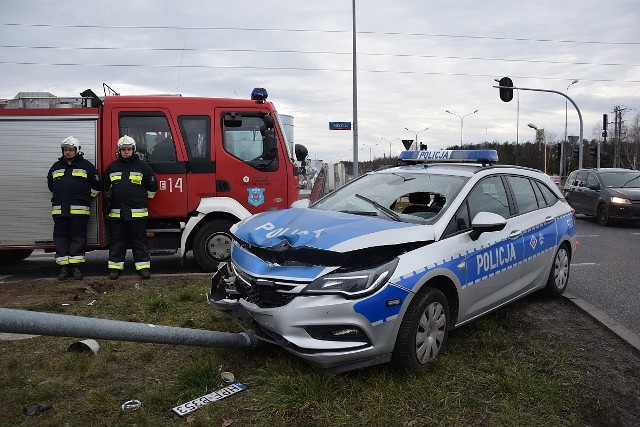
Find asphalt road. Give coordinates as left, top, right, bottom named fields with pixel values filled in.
left=2, top=214, right=639, bottom=339
left=569, top=215, right=640, bottom=336
left=0, top=249, right=203, bottom=282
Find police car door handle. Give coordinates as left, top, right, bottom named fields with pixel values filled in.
left=544, top=216, right=554, bottom=224
left=508, top=230, right=522, bottom=239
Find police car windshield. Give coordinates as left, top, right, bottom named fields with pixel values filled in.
left=312, top=171, right=468, bottom=224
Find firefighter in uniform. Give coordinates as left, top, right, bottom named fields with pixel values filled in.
left=47, top=136, right=101, bottom=280
left=104, top=135, right=158, bottom=280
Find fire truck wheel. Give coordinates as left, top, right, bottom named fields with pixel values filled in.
left=0, top=249, right=34, bottom=265
left=193, top=220, right=235, bottom=271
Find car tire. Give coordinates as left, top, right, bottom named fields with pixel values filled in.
left=597, top=203, right=610, bottom=226
left=543, top=243, right=571, bottom=296
left=192, top=220, right=235, bottom=272
left=392, top=287, right=449, bottom=370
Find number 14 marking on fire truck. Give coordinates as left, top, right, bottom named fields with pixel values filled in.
left=159, top=177, right=183, bottom=192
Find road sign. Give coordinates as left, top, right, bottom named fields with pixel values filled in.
left=329, top=122, right=352, bottom=130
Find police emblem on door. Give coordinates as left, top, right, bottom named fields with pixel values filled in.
left=248, top=187, right=265, bottom=207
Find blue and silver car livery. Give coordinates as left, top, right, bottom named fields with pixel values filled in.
left=208, top=150, right=577, bottom=372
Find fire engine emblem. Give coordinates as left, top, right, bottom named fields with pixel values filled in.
left=247, top=187, right=265, bottom=207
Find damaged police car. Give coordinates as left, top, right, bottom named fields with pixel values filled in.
left=208, top=150, right=576, bottom=373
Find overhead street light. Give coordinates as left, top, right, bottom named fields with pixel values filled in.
left=360, top=142, right=379, bottom=162
left=563, top=79, right=579, bottom=179
left=528, top=123, right=548, bottom=173
left=404, top=127, right=428, bottom=150
left=381, top=137, right=399, bottom=162
left=445, top=109, right=478, bottom=148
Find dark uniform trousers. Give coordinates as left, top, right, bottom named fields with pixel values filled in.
left=53, top=216, right=89, bottom=266
left=108, top=219, right=150, bottom=271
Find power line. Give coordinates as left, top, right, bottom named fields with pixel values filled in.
left=2, top=22, right=639, bottom=46
left=1, top=44, right=638, bottom=68
left=1, top=61, right=638, bottom=83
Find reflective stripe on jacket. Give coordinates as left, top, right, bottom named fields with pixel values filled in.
left=47, top=154, right=101, bottom=217
left=104, top=155, right=158, bottom=221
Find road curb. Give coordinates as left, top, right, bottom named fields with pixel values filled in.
left=563, top=292, right=640, bottom=354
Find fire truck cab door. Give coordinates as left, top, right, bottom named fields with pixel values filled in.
left=116, top=111, right=188, bottom=218
left=214, top=109, right=288, bottom=213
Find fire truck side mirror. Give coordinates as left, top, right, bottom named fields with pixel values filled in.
left=223, top=113, right=242, bottom=127
left=294, top=144, right=308, bottom=162
left=262, top=115, right=275, bottom=130
left=264, top=130, right=277, bottom=160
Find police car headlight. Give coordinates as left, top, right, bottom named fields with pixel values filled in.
left=611, top=196, right=631, bottom=205
left=302, top=258, right=399, bottom=299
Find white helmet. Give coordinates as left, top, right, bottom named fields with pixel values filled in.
left=117, top=135, right=136, bottom=152
left=61, top=136, right=80, bottom=151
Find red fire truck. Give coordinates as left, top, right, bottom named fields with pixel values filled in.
left=0, top=87, right=307, bottom=271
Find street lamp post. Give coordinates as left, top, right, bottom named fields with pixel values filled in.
left=360, top=143, right=379, bottom=162
left=381, top=137, right=399, bottom=163
left=446, top=109, right=478, bottom=148
left=528, top=123, right=547, bottom=173
left=564, top=80, right=579, bottom=179
left=404, top=127, right=428, bottom=150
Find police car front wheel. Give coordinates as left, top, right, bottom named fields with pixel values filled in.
left=392, top=287, right=450, bottom=370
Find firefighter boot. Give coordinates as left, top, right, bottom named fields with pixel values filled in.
left=139, top=269, right=151, bottom=280
left=109, top=270, right=120, bottom=280
left=71, top=266, right=83, bottom=280
left=57, top=266, right=69, bottom=281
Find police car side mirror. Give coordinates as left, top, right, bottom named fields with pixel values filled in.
left=469, top=212, right=507, bottom=241
left=588, top=183, right=600, bottom=191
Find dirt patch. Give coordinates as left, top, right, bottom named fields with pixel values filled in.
left=1, top=276, right=640, bottom=425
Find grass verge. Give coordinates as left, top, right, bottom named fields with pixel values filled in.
left=0, top=276, right=619, bottom=426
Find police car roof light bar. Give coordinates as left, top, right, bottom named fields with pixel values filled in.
left=398, top=149, right=499, bottom=165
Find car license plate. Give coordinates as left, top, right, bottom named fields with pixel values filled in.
left=171, top=381, right=247, bottom=416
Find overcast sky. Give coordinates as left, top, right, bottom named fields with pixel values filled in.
left=1, top=0, right=639, bottom=163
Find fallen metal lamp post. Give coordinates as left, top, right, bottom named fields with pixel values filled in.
left=0, top=308, right=257, bottom=349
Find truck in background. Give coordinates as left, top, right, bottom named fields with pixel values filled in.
left=309, top=162, right=347, bottom=203
left=0, top=86, right=308, bottom=271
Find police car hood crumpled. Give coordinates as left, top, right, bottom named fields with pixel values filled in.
left=233, top=208, right=434, bottom=252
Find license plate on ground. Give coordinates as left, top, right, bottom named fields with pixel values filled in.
left=171, top=381, right=247, bottom=416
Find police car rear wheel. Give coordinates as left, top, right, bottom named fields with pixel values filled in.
left=392, top=287, right=449, bottom=370
left=193, top=220, right=234, bottom=272
left=544, top=244, right=570, bottom=296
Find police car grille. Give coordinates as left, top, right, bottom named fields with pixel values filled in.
left=233, top=268, right=300, bottom=308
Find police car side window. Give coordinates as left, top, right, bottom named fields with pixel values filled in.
left=535, top=180, right=559, bottom=206
left=468, top=176, right=510, bottom=220
left=505, top=176, right=538, bottom=214
left=443, top=201, right=471, bottom=237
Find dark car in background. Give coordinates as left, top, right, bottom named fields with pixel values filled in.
left=563, top=168, right=640, bottom=225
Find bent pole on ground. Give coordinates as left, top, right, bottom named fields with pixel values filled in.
left=0, top=308, right=257, bottom=349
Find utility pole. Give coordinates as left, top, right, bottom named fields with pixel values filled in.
left=351, top=0, right=359, bottom=178
left=613, top=106, right=622, bottom=168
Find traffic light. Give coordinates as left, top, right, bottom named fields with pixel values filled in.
left=589, top=145, right=598, bottom=157
left=556, top=143, right=561, bottom=158
left=498, top=77, right=514, bottom=102
left=572, top=145, right=579, bottom=158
